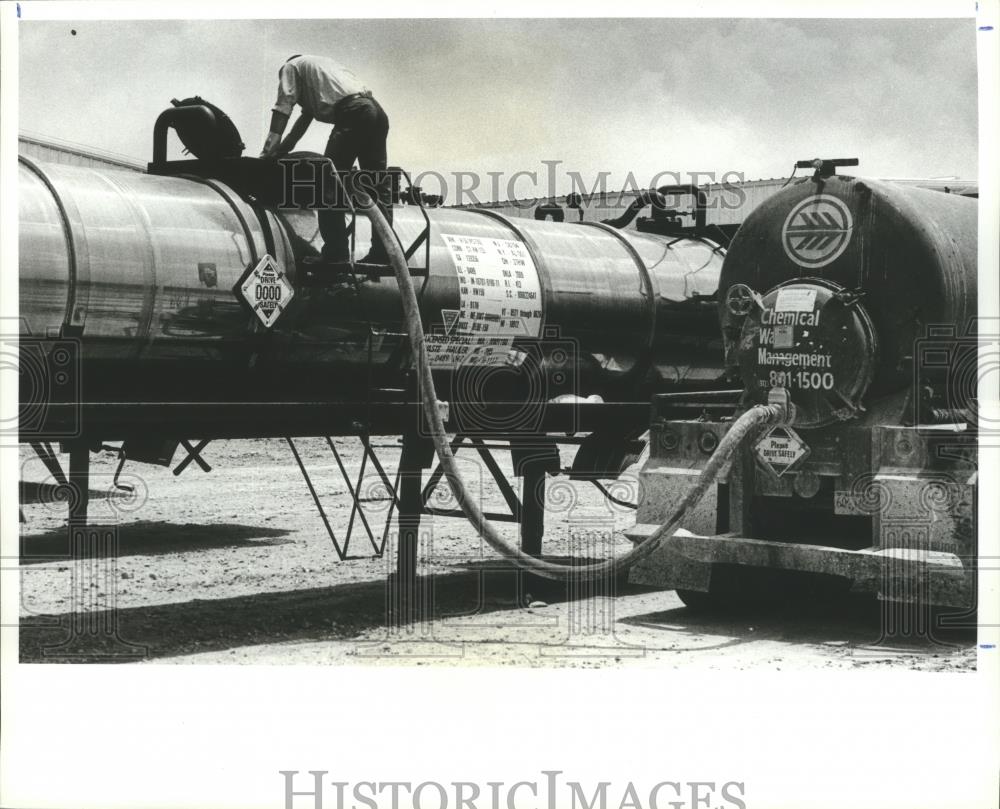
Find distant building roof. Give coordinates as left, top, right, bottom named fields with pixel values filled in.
left=18, top=132, right=145, bottom=172
left=452, top=173, right=978, bottom=228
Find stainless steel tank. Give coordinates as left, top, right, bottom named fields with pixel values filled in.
left=19, top=156, right=726, bottom=404
left=19, top=156, right=284, bottom=359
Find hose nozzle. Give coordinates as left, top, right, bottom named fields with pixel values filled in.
left=766, top=386, right=795, bottom=425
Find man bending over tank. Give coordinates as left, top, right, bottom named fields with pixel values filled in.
left=260, top=54, right=392, bottom=265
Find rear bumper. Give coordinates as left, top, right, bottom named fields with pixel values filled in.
left=625, top=524, right=974, bottom=608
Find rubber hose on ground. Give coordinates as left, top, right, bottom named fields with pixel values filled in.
left=356, top=193, right=786, bottom=580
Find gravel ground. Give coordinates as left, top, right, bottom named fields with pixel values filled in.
left=17, top=438, right=977, bottom=670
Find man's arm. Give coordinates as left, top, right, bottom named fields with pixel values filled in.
left=260, top=63, right=299, bottom=157
left=260, top=111, right=290, bottom=158
left=273, top=112, right=314, bottom=158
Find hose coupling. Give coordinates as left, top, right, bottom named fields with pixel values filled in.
left=765, top=386, right=795, bottom=425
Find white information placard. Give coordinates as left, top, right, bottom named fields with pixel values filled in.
left=427, top=234, right=544, bottom=368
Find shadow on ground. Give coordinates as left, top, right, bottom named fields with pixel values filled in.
left=21, top=481, right=116, bottom=506
left=19, top=566, right=645, bottom=663
left=622, top=595, right=978, bottom=656
left=19, top=557, right=977, bottom=663
left=18, top=521, right=292, bottom=564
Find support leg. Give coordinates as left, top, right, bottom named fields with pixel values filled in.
left=394, top=432, right=424, bottom=624
left=30, top=441, right=69, bottom=485
left=511, top=439, right=559, bottom=557
left=520, top=459, right=546, bottom=557
left=68, top=442, right=90, bottom=526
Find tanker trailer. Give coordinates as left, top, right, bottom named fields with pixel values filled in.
left=17, top=101, right=729, bottom=573
left=626, top=159, right=978, bottom=610
left=18, top=157, right=726, bottom=408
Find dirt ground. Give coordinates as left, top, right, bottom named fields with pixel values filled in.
left=17, top=438, right=976, bottom=670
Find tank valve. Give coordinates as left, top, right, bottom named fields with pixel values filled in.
left=724, top=283, right=762, bottom=318
left=722, top=283, right=763, bottom=378
left=795, top=157, right=859, bottom=179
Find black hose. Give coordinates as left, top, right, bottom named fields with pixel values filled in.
left=356, top=192, right=787, bottom=580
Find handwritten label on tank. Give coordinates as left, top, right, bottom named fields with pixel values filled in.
left=426, top=234, right=543, bottom=368
left=774, top=287, right=817, bottom=312
left=772, top=324, right=795, bottom=348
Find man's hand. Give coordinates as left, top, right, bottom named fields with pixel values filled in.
left=259, top=132, right=281, bottom=159
left=272, top=112, right=314, bottom=159
left=260, top=110, right=292, bottom=159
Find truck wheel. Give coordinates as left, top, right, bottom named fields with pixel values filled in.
left=675, top=588, right=722, bottom=611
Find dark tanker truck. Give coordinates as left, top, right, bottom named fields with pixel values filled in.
left=627, top=160, right=978, bottom=611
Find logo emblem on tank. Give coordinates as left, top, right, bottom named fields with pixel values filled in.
left=781, top=194, right=854, bottom=269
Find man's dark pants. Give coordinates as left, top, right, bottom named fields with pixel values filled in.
left=320, top=95, right=392, bottom=262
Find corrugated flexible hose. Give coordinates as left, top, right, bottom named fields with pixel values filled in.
left=357, top=193, right=786, bottom=580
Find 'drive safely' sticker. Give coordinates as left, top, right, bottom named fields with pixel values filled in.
left=754, top=425, right=811, bottom=477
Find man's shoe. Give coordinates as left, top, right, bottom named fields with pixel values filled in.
left=356, top=251, right=391, bottom=266
left=301, top=255, right=349, bottom=270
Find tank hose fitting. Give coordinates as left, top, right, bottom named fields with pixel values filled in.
left=357, top=192, right=788, bottom=580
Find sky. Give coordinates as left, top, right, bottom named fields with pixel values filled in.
left=16, top=16, right=979, bottom=201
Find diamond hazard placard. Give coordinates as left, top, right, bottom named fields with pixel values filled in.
left=237, top=255, right=294, bottom=328
left=754, top=425, right=811, bottom=477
